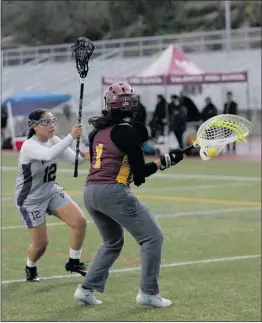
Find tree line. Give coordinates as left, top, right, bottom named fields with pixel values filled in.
left=2, top=0, right=261, bottom=47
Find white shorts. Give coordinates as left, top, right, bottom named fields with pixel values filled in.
left=18, top=185, right=72, bottom=228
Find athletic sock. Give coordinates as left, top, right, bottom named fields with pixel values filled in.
left=26, top=257, right=37, bottom=268
left=69, top=248, right=82, bottom=263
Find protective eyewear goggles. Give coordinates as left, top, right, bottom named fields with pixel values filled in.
left=28, top=117, right=58, bottom=127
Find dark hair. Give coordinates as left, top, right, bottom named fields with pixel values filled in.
left=88, top=110, right=132, bottom=142
left=27, top=108, right=48, bottom=139
left=227, top=91, right=233, bottom=96
left=88, top=115, right=114, bottom=130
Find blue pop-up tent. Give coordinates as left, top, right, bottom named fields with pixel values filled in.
left=2, top=91, right=72, bottom=116
left=2, top=91, right=73, bottom=150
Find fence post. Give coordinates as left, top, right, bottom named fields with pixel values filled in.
left=139, top=39, right=143, bottom=57
left=20, top=49, right=23, bottom=65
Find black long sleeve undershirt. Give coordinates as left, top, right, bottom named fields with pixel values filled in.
left=110, top=124, right=158, bottom=186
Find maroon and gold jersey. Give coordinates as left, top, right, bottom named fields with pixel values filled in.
left=87, top=127, right=133, bottom=186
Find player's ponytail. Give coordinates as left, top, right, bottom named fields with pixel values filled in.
left=27, top=128, right=36, bottom=139
left=27, top=108, right=48, bottom=139
left=88, top=115, right=114, bottom=131
left=88, top=114, right=117, bottom=146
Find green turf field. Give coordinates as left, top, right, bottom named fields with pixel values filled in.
left=1, top=154, right=261, bottom=321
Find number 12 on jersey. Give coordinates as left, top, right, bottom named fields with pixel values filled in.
left=93, top=144, right=103, bottom=169
left=43, top=163, right=57, bottom=183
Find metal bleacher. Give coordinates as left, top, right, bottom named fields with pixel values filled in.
left=2, top=27, right=261, bottom=136
left=2, top=52, right=156, bottom=111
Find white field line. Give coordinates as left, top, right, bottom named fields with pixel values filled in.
left=2, top=166, right=261, bottom=182
left=153, top=173, right=261, bottom=182
left=2, top=254, right=261, bottom=284
left=2, top=206, right=260, bottom=230
left=2, top=198, right=15, bottom=202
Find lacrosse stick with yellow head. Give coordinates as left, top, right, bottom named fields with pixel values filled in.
left=182, top=114, right=253, bottom=160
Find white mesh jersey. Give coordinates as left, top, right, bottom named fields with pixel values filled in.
left=15, top=134, right=85, bottom=206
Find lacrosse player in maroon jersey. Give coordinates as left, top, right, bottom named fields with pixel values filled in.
left=74, top=82, right=184, bottom=307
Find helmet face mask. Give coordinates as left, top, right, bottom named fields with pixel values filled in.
left=103, top=82, right=138, bottom=118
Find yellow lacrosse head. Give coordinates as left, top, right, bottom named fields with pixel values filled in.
left=195, top=114, right=253, bottom=160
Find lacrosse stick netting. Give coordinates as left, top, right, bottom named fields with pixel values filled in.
left=182, top=114, right=253, bottom=160
left=71, top=37, right=95, bottom=177
left=71, top=37, right=95, bottom=79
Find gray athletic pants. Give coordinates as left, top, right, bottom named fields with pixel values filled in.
left=82, top=183, right=164, bottom=295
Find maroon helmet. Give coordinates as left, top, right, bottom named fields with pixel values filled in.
left=103, top=81, right=138, bottom=115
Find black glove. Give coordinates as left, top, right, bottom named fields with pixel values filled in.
left=159, top=149, right=184, bottom=170
left=133, top=176, right=145, bottom=187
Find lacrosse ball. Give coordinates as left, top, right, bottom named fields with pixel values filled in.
left=207, top=148, right=218, bottom=157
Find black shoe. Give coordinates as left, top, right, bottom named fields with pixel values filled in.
left=25, top=266, right=40, bottom=282
left=65, top=259, right=88, bottom=277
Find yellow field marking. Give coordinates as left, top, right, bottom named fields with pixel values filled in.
left=136, top=194, right=262, bottom=207
left=65, top=190, right=261, bottom=207
left=2, top=191, right=261, bottom=207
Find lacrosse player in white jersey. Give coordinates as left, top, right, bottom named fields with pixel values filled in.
left=15, top=108, right=89, bottom=282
